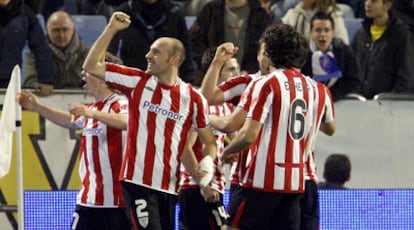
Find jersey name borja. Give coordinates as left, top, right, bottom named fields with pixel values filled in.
left=239, top=68, right=315, bottom=193
left=179, top=102, right=234, bottom=193
left=73, top=93, right=128, bottom=207
left=105, top=63, right=210, bottom=195
left=304, top=80, right=335, bottom=183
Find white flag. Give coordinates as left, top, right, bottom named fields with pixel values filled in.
left=0, top=65, right=21, bottom=179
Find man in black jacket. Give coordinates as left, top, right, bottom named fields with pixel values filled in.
left=0, top=0, right=53, bottom=95
left=352, top=0, right=414, bottom=99
left=189, top=0, right=270, bottom=75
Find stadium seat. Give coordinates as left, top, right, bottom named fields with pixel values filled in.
left=344, top=18, right=363, bottom=42
left=71, top=15, right=107, bottom=47
left=338, top=3, right=355, bottom=18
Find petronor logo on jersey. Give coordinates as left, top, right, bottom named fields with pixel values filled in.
left=142, top=101, right=183, bottom=121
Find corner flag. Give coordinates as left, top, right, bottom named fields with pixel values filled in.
left=0, top=65, right=21, bottom=179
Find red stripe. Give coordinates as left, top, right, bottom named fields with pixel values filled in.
left=124, top=78, right=148, bottom=180
left=299, top=76, right=309, bottom=192
left=266, top=78, right=281, bottom=189
left=232, top=198, right=246, bottom=227
left=92, top=135, right=103, bottom=205
left=284, top=71, right=296, bottom=190
left=106, top=107, right=124, bottom=205
left=142, top=84, right=161, bottom=185
left=161, top=86, right=179, bottom=190
left=130, top=208, right=140, bottom=230
left=175, top=88, right=196, bottom=190
left=91, top=103, right=104, bottom=205
left=80, top=138, right=89, bottom=204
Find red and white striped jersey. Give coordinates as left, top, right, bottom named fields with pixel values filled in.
left=179, top=102, right=234, bottom=193
left=217, top=72, right=261, bottom=185
left=304, top=80, right=335, bottom=182
left=239, top=68, right=315, bottom=193
left=105, top=63, right=210, bottom=195
left=73, top=93, right=128, bottom=207
left=218, top=73, right=260, bottom=105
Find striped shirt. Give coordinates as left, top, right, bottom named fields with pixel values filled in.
left=304, top=80, right=335, bottom=182
left=179, top=102, right=234, bottom=193
left=217, top=73, right=261, bottom=185
left=74, top=93, right=128, bottom=207
left=219, top=73, right=259, bottom=105
left=239, top=68, right=315, bottom=193
left=105, top=63, right=210, bottom=195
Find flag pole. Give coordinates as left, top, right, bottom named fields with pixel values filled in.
left=15, top=66, right=24, bottom=230
left=16, top=104, right=23, bottom=230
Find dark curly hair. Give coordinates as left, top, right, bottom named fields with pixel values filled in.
left=263, top=24, right=309, bottom=69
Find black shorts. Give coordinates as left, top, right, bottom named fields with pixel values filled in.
left=299, top=180, right=319, bottom=230
left=226, top=183, right=243, bottom=226
left=229, top=187, right=301, bottom=230
left=70, top=205, right=130, bottom=230
left=122, top=182, right=178, bottom=230
left=178, top=187, right=227, bottom=230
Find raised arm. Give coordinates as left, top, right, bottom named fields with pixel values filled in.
left=16, top=90, right=76, bottom=129
left=82, top=12, right=131, bottom=80
left=200, top=42, right=238, bottom=105
left=68, top=103, right=128, bottom=130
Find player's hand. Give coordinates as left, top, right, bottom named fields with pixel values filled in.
left=35, top=83, right=54, bottom=96
left=68, top=103, right=91, bottom=117
left=16, top=90, right=40, bottom=111
left=212, top=42, right=239, bottom=65
left=220, top=152, right=238, bottom=164
left=109, top=12, right=131, bottom=31
left=200, top=186, right=220, bottom=203
left=198, top=155, right=214, bottom=187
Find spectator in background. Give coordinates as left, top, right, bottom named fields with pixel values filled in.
left=258, top=0, right=283, bottom=23
left=301, top=12, right=361, bottom=101
left=271, top=0, right=301, bottom=18
left=108, top=0, right=196, bottom=84
left=282, top=0, right=350, bottom=44
left=189, top=0, right=270, bottom=78
left=0, top=0, right=53, bottom=95
left=39, top=0, right=64, bottom=19
left=337, top=0, right=366, bottom=18
left=173, top=0, right=213, bottom=16
left=80, top=0, right=129, bottom=19
left=352, top=0, right=414, bottom=99
left=318, top=154, right=351, bottom=189
left=23, top=11, right=90, bottom=89
left=23, top=0, right=41, bottom=13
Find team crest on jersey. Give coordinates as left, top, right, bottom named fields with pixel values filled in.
left=138, top=216, right=149, bottom=228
